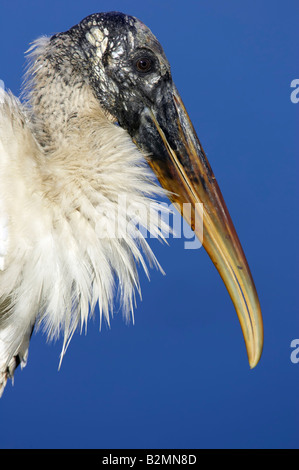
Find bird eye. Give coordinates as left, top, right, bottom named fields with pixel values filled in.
left=135, top=57, right=153, bottom=73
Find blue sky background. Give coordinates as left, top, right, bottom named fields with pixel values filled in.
left=0, top=0, right=298, bottom=449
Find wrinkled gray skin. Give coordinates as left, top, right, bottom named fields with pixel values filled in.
left=49, top=11, right=177, bottom=160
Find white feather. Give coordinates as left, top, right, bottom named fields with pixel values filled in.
left=0, top=37, right=170, bottom=396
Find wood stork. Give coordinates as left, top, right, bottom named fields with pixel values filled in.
left=0, top=12, right=263, bottom=396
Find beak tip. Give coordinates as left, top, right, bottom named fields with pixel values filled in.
left=248, top=339, right=263, bottom=369
left=249, top=359, right=259, bottom=370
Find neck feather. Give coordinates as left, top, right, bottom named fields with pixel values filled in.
left=12, top=36, right=169, bottom=354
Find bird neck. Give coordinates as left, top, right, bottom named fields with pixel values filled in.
left=30, top=76, right=107, bottom=152
left=23, top=36, right=116, bottom=153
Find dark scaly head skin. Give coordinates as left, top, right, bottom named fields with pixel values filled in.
left=50, top=13, right=174, bottom=155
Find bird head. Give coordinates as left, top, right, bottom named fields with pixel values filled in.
left=47, top=12, right=263, bottom=367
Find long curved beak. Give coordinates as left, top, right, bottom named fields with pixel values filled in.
left=135, top=84, right=263, bottom=368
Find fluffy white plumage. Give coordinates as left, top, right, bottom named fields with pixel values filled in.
left=0, top=37, right=169, bottom=396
